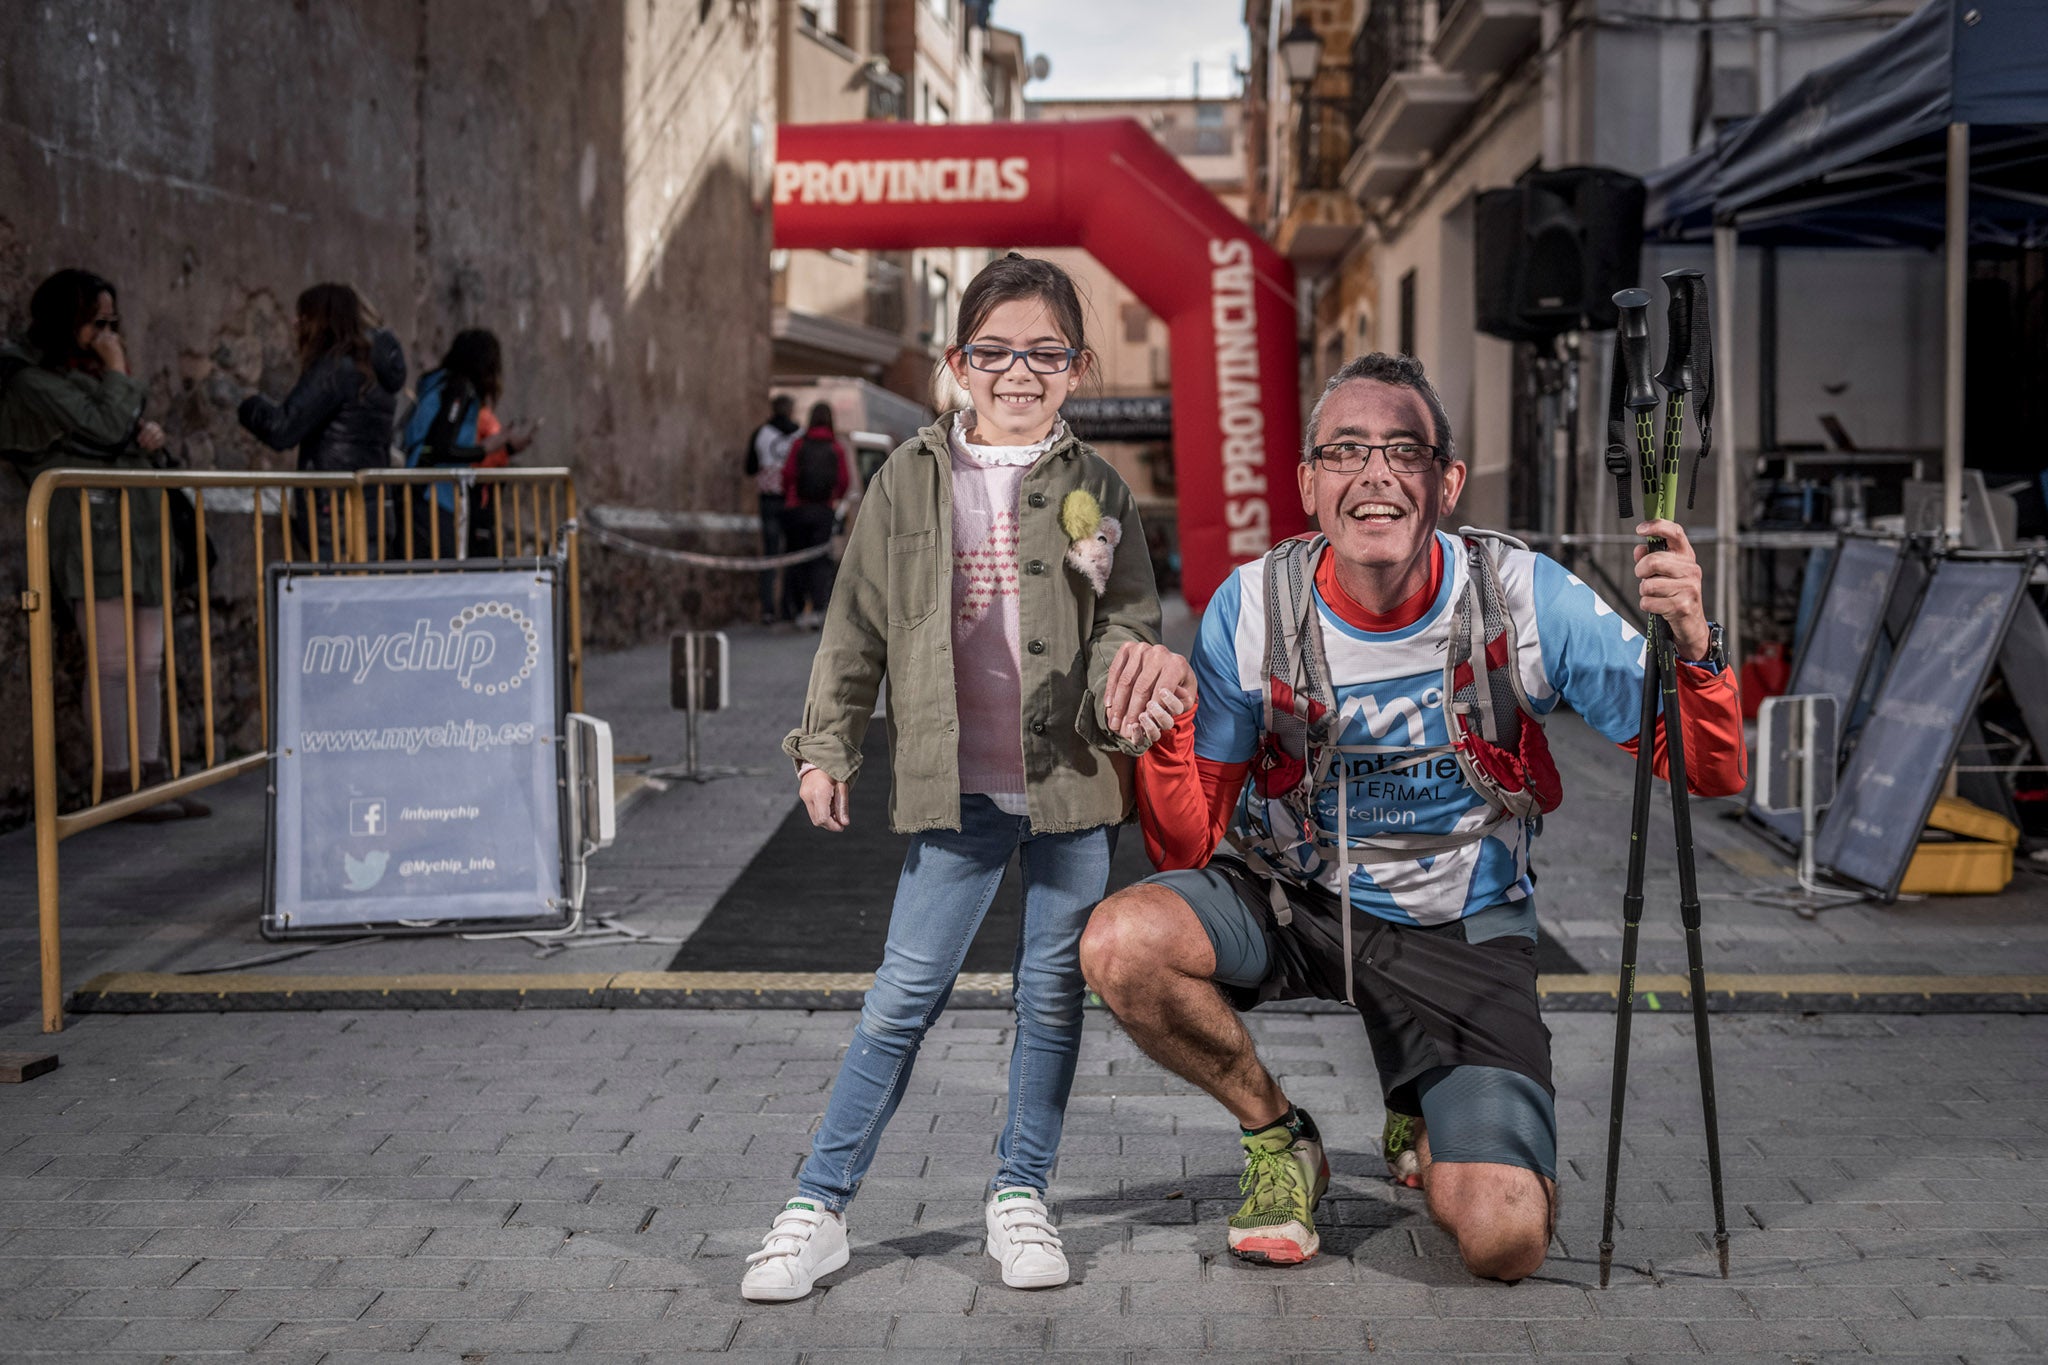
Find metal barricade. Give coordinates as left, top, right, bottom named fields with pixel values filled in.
left=21, top=466, right=582, bottom=1032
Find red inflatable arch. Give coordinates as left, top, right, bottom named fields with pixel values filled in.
left=773, top=119, right=1307, bottom=609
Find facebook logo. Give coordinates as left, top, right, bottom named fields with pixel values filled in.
left=349, top=799, right=388, bottom=837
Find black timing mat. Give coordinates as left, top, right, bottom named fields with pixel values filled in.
left=667, top=732, right=1584, bottom=975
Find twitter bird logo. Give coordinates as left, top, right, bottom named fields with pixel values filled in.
left=343, top=849, right=390, bottom=892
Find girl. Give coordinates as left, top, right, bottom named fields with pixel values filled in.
left=237, top=282, right=406, bottom=561
left=745, top=254, right=1165, bottom=1301
left=401, top=328, right=536, bottom=558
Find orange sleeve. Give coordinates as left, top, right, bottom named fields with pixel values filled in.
left=475, top=406, right=512, bottom=468
left=1617, top=663, right=1747, bottom=797
left=1135, top=697, right=1250, bottom=870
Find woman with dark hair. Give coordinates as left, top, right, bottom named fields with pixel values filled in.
left=400, top=327, right=536, bottom=557
left=237, top=282, right=406, bottom=559
left=780, top=400, right=850, bottom=627
left=0, top=268, right=204, bottom=819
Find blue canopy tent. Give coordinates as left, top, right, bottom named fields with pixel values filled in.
left=1640, top=0, right=2048, bottom=663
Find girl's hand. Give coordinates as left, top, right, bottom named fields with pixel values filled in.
left=799, top=766, right=851, bottom=832
left=136, top=421, right=166, bottom=453
left=1105, top=642, right=1195, bottom=733
left=1118, top=691, right=1186, bottom=748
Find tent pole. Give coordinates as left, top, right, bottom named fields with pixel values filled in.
left=1943, top=121, right=1968, bottom=546
left=1714, top=223, right=1741, bottom=673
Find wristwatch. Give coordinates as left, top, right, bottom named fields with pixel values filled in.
left=1682, top=621, right=1727, bottom=673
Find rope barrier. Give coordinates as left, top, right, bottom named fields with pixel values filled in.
left=578, top=517, right=833, bottom=571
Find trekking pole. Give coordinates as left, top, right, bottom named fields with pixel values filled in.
left=1656, top=267, right=1731, bottom=1275
left=1597, top=288, right=1660, bottom=1289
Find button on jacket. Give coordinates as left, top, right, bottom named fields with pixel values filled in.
left=783, top=416, right=1163, bottom=835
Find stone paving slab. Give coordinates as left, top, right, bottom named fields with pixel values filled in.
left=2, top=1003, right=2046, bottom=1360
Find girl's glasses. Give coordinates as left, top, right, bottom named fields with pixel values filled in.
left=1307, top=441, right=1444, bottom=475
left=961, top=343, right=1080, bottom=374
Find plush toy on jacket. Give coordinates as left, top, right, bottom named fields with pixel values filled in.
left=1059, top=489, right=1121, bottom=597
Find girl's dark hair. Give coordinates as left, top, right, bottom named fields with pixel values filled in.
left=952, top=252, right=1089, bottom=356
left=438, top=328, right=503, bottom=406
left=806, top=401, right=835, bottom=432
left=27, top=269, right=116, bottom=372
left=295, top=282, right=374, bottom=387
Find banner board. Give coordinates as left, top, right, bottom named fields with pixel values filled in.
left=1745, top=537, right=1902, bottom=848
left=1812, top=555, right=2032, bottom=899
left=265, top=563, right=568, bottom=936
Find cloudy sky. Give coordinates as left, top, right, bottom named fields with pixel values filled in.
left=996, top=0, right=1251, bottom=101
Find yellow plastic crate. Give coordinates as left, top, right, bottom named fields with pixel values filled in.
left=1898, top=797, right=2020, bottom=895
left=1899, top=839, right=2015, bottom=895
left=1923, top=795, right=2020, bottom=847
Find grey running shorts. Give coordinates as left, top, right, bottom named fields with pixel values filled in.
left=1142, top=856, right=1557, bottom=1180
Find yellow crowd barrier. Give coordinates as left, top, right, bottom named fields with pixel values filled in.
left=22, top=466, right=583, bottom=1032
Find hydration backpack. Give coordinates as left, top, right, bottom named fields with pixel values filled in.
left=791, top=435, right=839, bottom=503
left=1240, top=528, right=1564, bottom=1002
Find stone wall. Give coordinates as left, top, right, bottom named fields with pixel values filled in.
left=0, top=0, right=776, bottom=827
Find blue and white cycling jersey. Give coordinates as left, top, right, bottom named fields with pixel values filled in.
left=1192, top=530, right=1654, bottom=926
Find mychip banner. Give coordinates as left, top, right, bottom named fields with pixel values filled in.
left=265, top=563, right=567, bottom=936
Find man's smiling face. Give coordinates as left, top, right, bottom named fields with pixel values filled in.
left=1297, top=378, right=1466, bottom=590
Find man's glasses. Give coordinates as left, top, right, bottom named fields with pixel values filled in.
left=1307, top=441, right=1444, bottom=475
left=960, top=343, right=1080, bottom=374
left=90, top=316, right=121, bottom=335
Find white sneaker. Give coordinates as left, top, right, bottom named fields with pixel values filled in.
left=741, top=1199, right=849, bottom=1302
left=985, top=1186, right=1068, bottom=1289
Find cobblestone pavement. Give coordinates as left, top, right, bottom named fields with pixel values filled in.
left=2, top=1004, right=2045, bottom=1361
left=4, top=607, right=2048, bottom=1359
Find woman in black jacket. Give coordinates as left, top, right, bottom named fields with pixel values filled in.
left=237, top=282, right=406, bottom=560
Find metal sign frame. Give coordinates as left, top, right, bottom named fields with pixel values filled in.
left=1812, top=552, right=2037, bottom=900
left=262, top=558, right=571, bottom=939
left=1745, top=535, right=1910, bottom=850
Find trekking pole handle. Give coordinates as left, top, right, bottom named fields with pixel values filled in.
left=1614, top=289, right=1663, bottom=536
left=1613, top=290, right=1657, bottom=413
left=1655, top=270, right=1702, bottom=396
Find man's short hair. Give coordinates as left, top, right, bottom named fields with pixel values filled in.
left=770, top=394, right=795, bottom=417
left=1303, top=353, right=1456, bottom=465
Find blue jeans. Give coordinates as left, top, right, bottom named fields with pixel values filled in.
left=796, top=796, right=1115, bottom=1212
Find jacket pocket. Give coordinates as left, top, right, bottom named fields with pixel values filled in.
left=887, top=528, right=940, bottom=628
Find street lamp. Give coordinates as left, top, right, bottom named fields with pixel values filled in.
left=1277, top=14, right=1325, bottom=189
left=1278, top=14, right=1323, bottom=91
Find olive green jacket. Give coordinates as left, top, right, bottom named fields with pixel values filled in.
left=0, top=340, right=164, bottom=605
left=782, top=416, right=1163, bottom=835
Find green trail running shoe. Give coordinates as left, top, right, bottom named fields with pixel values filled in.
left=1226, top=1117, right=1330, bottom=1265
left=1383, top=1110, right=1424, bottom=1189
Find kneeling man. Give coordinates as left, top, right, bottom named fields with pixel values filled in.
left=1087, top=353, right=1744, bottom=1281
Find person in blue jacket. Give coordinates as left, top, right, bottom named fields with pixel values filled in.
left=401, top=329, right=534, bottom=558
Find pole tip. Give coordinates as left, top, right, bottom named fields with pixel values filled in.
left=1613, top=287, right=1651, bottom=310
left=1598, top=1242, right=1614, bottom=1288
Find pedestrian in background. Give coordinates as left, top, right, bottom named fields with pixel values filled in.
left=237, top=282, right=405, bottom=561
left=746, top=253, right=1166, bottom=1303
left=401, top=328, right=536, bottom=558
left=747, top=393, right=800, bottom=623
left=0, top=268, right=207, bottom=820
left=779, top=400, right=849, bottom=629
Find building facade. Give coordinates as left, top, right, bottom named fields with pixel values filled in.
left=0, top=0, right=779, bottom=826
left=773, top=0, right=1033, bottom=434
left=1248, top=0, right=1935, bottom=594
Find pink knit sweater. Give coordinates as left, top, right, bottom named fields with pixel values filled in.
left=948, top=419, right=1059, bottom=815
